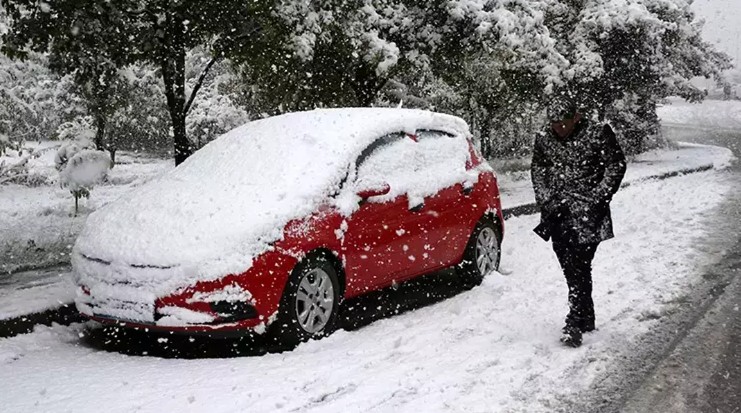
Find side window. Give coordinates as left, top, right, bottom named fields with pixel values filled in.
left=354, top=130, right=470, bottom=200
left=355, top=133, right=416, bottom=192
left=355, top=132, right=406, bottom=171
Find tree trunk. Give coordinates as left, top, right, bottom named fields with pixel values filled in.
left=352, top=64, right=380, bottom=107
left=480, top=115, right=492, bottom=159
left=172, top=112, right=189, bottom=165
left=160, top=9, right=191, bottom=166
left=108, top=147, right=116, bottom=167
left=94, top=113, right=106, bottom=151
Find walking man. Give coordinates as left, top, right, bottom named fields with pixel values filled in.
left=531, top=104, right=627, bottom=347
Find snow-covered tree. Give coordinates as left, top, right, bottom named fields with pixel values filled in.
left=185, top=49, right=249, bottom=149
left=543, top=0, right=732, bottom=154
left=106, top=64, right=170, bottom=160
left=2, top=0, right=265, bottom=165
left=0, top=53, right=82, bottom=152
left=1, top=1, right=133, bottom=158
left=234, top=0, right=567, bottom=156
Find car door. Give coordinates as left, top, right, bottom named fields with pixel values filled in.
left=401, top=130, right=476, bottom=274
left=341, top=133, right=421, bottom=296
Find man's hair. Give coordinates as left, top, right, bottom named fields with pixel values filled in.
left=547, top=103, right=578, bottom=122
left=547, top=88, right=582, bottom=121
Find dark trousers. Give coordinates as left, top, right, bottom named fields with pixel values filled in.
left=552, top=241, right=599, bottom=328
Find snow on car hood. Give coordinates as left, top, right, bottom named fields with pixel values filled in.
left=74, top=108, right=468, bottom=288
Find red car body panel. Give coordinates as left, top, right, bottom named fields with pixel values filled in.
left=83, top=137, right=504, bottom=335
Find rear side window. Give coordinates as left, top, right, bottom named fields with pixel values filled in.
left=413, top=130, right=472, bottom=175
left=417, top=129, right=482, bottom=169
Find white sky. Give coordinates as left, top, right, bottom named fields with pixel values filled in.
left=692, top=0, right=741, bottom=64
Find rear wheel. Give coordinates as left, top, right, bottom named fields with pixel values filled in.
left=457, top=218, right=501, bottom=287
left=269, top=254, right=341, bottom=346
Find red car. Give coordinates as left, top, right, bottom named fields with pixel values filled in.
left=73, top=108, right=503, bottom=344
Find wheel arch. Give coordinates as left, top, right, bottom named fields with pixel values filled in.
left=301, top=248, right=347, bottom=299
left=482, top=210, right=504, bottom=241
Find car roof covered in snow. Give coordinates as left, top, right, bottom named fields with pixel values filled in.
left=73, top=108, right=469, bottom=288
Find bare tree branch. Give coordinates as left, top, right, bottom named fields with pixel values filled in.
left=183, top=25, right=261, bottom=115
left=183, top=55, right=219, bottom=115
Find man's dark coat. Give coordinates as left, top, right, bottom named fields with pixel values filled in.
left=531, top=120, right=627, bottom=245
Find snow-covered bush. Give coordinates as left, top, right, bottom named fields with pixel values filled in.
left=0, top=142, right=61, bottom=186
left=55, top=116, right=96, bottom=143
left=59, top=149, right=111, bottom=215
left=55, top=138, right=109, bottom=214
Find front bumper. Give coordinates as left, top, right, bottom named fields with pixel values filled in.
left=82, top=312, right=266, bottom=336
left=74, top=249, right=298, bottom=335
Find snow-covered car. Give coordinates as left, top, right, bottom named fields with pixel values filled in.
left=72, top=108, right=504, bottom=343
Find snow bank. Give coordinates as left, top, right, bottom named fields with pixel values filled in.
left=0, top=269, right=74, bottom=320
left=74, top=109, right=469, bottom=297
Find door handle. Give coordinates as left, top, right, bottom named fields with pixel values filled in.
left=410, top=203, right=424, bottom=212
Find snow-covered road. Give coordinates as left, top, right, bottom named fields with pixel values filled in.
left=0, top=166, right=733, bottom=413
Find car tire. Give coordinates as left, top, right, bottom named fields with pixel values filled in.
left=269, top=253, right=341, bottom=347
left=457, top=218, right=502, bottom=287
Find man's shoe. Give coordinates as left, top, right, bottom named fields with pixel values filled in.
left=580, top=320, right=595, bottom=333
left=560, top=325, right=582, bottom=348
left=565, top=318, right=595, bottom=333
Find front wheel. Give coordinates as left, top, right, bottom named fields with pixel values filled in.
left=269, top=254, right=341, bottom=346
left=457, top=218, right=501, bottom=287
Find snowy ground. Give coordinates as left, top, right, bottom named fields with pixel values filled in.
left=0, top=166, right=733, bottom=413
left=658, top=96, right=741, bottom=130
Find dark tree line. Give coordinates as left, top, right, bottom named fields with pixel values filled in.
left=1, top=0, right=732, bottom=164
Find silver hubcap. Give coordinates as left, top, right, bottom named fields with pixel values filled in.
left=295, top=268, right=335, bottom=334
left=475, top=227, right=499, bottom=276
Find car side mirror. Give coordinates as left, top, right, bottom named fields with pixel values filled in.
left=357, top=183, right=391, bottom=200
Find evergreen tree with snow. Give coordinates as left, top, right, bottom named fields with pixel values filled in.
left=543, top=0, right=731, bottom=154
